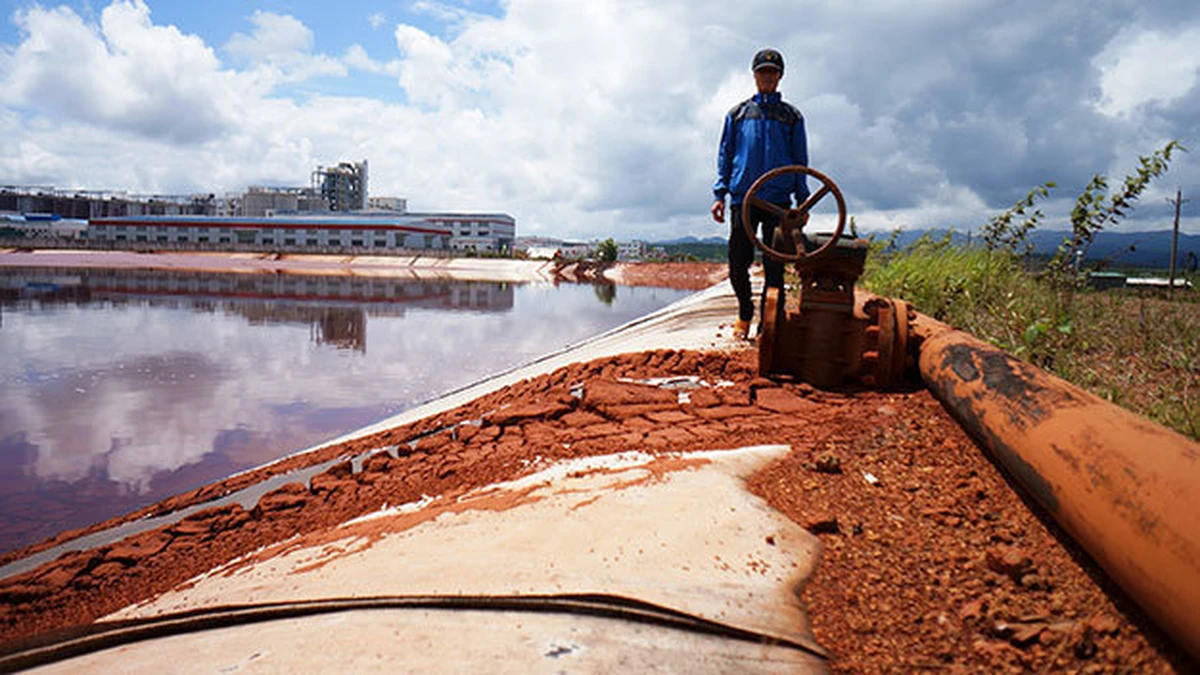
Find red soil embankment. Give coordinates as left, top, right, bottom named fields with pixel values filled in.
left=607, top=261, right=727, bottom=290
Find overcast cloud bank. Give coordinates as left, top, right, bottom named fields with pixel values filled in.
left=1, top=0, right=1197, bottom=240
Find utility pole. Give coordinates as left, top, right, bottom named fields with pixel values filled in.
left=1167, top=189, right=1190, bottom=297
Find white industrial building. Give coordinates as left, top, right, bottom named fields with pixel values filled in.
left=513, top=238, right=649, bottom=261
left=5, top=157, right=519, bottom=254
left=429, top=213, right=517, bottom=254
left=618, top=240, right=648, bottom=260
left=87, top=214, right=452, bottom=250
left=85, top=211, right=519, bottom=254
left=1, top=214, right=87, bottom=238
left=367, top=196, right=408, bottom=212
left=240, top=187, right=326, bottom=217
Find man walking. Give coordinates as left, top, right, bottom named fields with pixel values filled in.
left=711, top=48, right=809, bottom=340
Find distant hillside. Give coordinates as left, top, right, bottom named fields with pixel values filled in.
left=642, top=229, right=1199, bottom=270
left=872, top=229, right=1200, bottom=272
left=654, top=235, right=726, bottom=246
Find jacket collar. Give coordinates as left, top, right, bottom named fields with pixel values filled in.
left=753, top=92, right=782, bottom=104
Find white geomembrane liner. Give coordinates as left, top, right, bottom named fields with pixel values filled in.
left=104, top=444, right=825, bottom=660
left=42, top=609, right=827, bottom=674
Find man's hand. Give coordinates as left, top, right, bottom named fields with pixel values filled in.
left=710, top=199, right=725, bottom=224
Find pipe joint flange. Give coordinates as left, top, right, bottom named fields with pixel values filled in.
left=860, top=297, right=914, bottom=388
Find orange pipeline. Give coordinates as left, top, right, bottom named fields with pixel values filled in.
left=908, top=312, right=1200, bottom=659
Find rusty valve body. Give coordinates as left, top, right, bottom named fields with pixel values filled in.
left=744, top=166, right=911, bottom=389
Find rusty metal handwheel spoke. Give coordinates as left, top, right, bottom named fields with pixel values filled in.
left=745, top=197, right=788, bottom=219
left=741, top=166, right=847, bottom=264
left=795, top=184, right=832, bottom=215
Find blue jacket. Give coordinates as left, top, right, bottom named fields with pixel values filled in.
left=713, top=92, right=809, bottom=206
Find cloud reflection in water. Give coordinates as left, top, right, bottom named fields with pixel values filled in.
left=0, top=267, right=688, bottom=553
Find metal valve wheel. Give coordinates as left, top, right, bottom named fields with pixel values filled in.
left=741, top=166, right=848, bottom=264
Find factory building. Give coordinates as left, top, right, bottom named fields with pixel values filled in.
left=86, top=214, right=452, bottom=251
left=427, top=214, right=517, bottom=254
left=4, top=158, right=518, bottom=254
left=240, top=186, right=327, bottom=217
left=313, top=161, right=368, bottom=212
left=1, top=186, right=218, bottom=219
left=367, top=196, right=407, bottom=212
left=1, top=213, right=87, bottom=239
left=237, top=161, right=371, bottom=217
left=617, top=240, right=648, bottom=260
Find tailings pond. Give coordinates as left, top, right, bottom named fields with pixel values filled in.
left=0, top=266, right=691, bottom=555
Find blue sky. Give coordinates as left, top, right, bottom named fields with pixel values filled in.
left=1, top=1, right=505, bottom=46
left=1, top=0, right=1198, bottom=240
left=0, top=0, right=504, bottom=101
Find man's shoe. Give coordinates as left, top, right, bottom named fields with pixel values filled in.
left=733, top=318, right=750, bottom=340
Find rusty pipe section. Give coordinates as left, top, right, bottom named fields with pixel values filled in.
left=910, top=312, right=1200, bottom=659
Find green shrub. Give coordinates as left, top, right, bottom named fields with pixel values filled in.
left=864, top=233, right=1072, bottom=368
left=859, top=141, right=1197, bottom=438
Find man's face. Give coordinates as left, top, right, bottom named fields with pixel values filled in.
left=754, top=67, right=782, bottom=93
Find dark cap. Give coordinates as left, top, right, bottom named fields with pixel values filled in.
left=752, top=48, right=784, bottom=73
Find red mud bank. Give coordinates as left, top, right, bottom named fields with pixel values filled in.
left=610, top=261, right=727, bottom=290
left=0, top=348, right=1191, bottom=672
left=0, top=250, right=728, bottom=291
left=550, top=259, right=728, bottom=290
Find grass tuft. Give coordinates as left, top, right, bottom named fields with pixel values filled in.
left=862, top=233, right=1199, bottom=440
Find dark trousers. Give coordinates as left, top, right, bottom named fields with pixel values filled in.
left=728, top=202, right=785, bottom=323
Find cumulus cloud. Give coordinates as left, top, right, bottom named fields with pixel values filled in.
left=1094, top=26, right=1200, bottom=118
left=343, top=44, right=402, bottom=78
left=225, top=11, right=314, bottom=61
left=0, top=0, right=1197, bottom=238
left=1, top=0, right=239, bottom=143
left=224, top=10, right=346, bottom=84
left=412, top=1, right=474, bottom=24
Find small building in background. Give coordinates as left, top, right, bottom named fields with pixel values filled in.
left=515, top=237, right=650, bottom=261
left=1126, top=277, right=1193, bottom=291
left=1087, top=271, right=1193, bottom=291
left=367, top=196, right=407, bottom=212
left=1, top=186, right=218, bottom=219
left=1086, top=272, right=1127, bottom=291
left=558, top=241, right=594, bottom=259
left=0, top=213, right=87, bottom=239
left=617, top=240, right=647, bottom=260
left=523, top=246, right=560, bottom=260
left=241, top=186, right=326, bottom=217
left=433, top=213, right=516, bottom=254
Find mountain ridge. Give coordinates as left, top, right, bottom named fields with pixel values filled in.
left=651, top=229, right=1199, bottom=270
